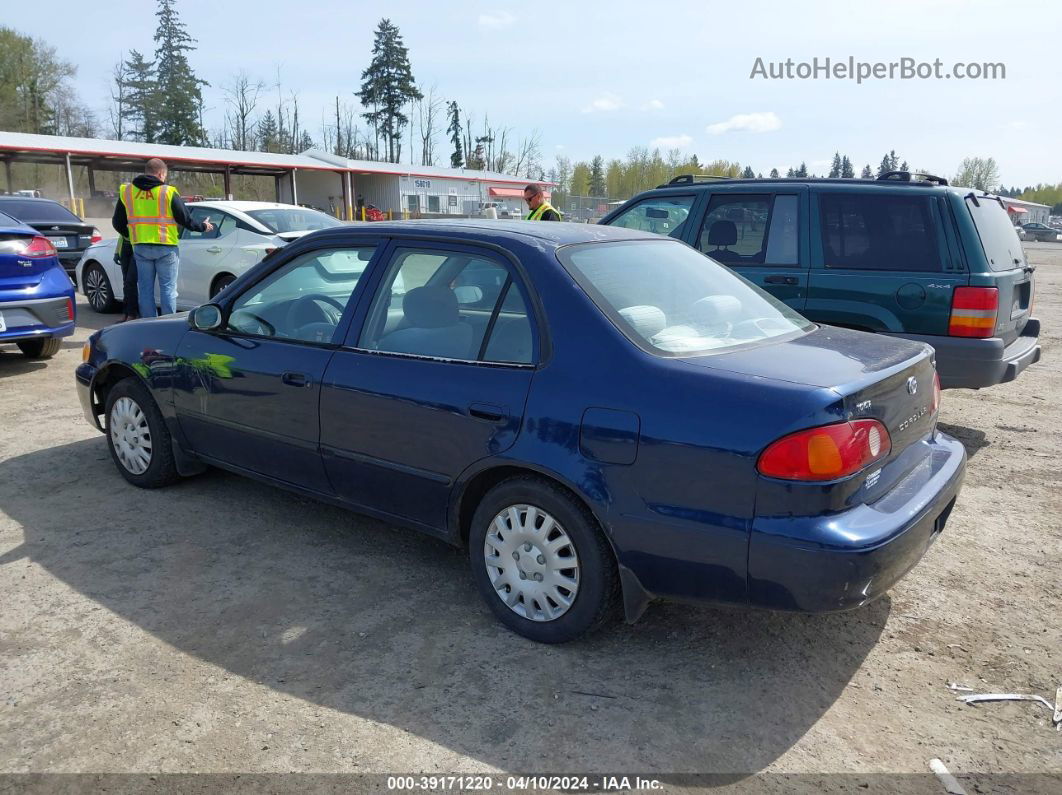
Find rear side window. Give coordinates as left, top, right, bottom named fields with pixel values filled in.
left=607, top=195, right=694, bottom=238
left=965, top=196, right=1024, bottom=271
left=820, top=193, right=941, bottom=271
left=0, top=199, right=80, bottom=223
left=698, top=193, right=799, bottom=265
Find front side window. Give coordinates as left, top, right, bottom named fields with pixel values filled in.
left=820, top=193, right=942, bottom=271
left=608, top=195, right=694, bottom=238
left=359, top=248, right=534, bottom=364
left=183, top=208, right=223, bottom=240
left=558, top=239, right=812, bottom=356
left=226, top=246, right=374, bottom=343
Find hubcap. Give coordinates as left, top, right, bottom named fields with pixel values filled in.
left=109, top=397, right=152, bottom=475
left=483, top=504, right=580, bottom=622
left=86, top=267, right=108, bottom=310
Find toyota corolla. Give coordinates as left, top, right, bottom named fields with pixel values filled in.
left=75, top=221, right=966, bottom=643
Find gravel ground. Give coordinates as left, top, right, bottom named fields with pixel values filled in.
left=1, top=245, right=1059, bottom=789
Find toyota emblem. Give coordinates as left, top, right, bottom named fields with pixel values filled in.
left=906, top=377, right=918, bottom=396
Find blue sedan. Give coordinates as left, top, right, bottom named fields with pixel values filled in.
left=76, top=221, right=966, bottom=643
left=0, top=210, right=75, bottom=359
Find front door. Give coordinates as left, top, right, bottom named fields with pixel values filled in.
left=172, top=243, right=379, bottom=493
left=692, top=190, right=808, bottom=311
left=320, top=242, right=538, bottom=533
left=176, top=208, right=237, bottom=308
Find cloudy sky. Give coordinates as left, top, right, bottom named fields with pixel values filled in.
left=7, top=0, right=1060, bottom=185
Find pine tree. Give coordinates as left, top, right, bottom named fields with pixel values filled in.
left=757, top=172, right=763, bottom=178
left=358, top=19, right=422, bottom=163
left=588, top=155, right=606, bottom=195
left=258, top=110, right=278, bottom=153
left=861, top=164, right=873, bottom=179
left=828, top=152, right=842, bottom=178
left=152, top=0, right=207, bottom=145
left=769, top=168, right=780, bottom=178
left=120, top=49, right=159, bottom=143
left=840, top=155, right=854, bottom=178
left=741, top=165, right=755, bottom=179
left=794, top=162, right=808, bottom=178
left=297, top=130, right=314, bottom=152
left=446, top=101, right=464, bottom=168
left=878, top=154, right=893, bottom=176
left=786, top=167, right=795, bottom=178
left=889, top=150, right=899, bottom=170
left=900, top=160, right=909, bottom=172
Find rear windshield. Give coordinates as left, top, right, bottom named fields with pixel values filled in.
left=965, top=195, right=1024, bottom=272
left=557, top=239, right=813, bottom=357
left=0, top=199, right=80, bottom=223
left=247, top=208, right=342, bottom=233
left=0, top=210, right=23, bottom=227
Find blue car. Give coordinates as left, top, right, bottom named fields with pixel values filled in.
left=0, top=210, right=76, bottom=359
left=76, top=221, right=966, bottom=643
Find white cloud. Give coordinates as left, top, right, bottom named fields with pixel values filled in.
left=706, top=112, right=782, bottom=135
left=581, top=93, right=624, bottom=113
left=650, top=134, right=693, bottom=149
left=641, top=99, right=665, bottom=111
left=478, top=11, right=516, bottom=28
left=555, top=144, right=565, bottom=149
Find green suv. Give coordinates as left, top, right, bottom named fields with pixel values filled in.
left=600, top=172, right=1041, bottom=389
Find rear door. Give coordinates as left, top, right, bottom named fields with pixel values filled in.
left=177, top=207, right=237, bottom=307
left=808, top=188, right=966, bottom=333
left=961, top=194, right=1033, bottom=344
left=691, top=188, right=808, bottom=311
left=603, top=193, right=700, bottom=239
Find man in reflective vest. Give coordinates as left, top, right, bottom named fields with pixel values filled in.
left=112, top=158, right=212, bottom=317
left=523, top=183, right=562, bottom=221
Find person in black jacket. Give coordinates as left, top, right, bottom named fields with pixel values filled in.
left=112, top=235, right=138, bottom=322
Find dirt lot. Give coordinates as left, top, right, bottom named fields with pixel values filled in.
left=1, top=245, right=1060, bottom=790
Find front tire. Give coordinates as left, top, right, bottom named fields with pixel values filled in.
left=104, top=378, right=179, bottom=488
left=83, top=262, right=119, bottom=313
left=469, top=476, right=619, bottom=643
left=210, top=273, right=235, bottom=299
left=17, top=338, right=61, bottom=358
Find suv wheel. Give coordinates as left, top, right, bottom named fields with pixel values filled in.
left=84, top=262, right=119, bottom=313
left=17, top=338, right=61, bottom=359
left=104, top=378, right=179, bottom=488
left=469, top=476, right=618, bottom=643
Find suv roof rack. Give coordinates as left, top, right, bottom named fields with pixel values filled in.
left=876, top=170, right=949, bottom=186
left=662, top=174, right=734, bottom=187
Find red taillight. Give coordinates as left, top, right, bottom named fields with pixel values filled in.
left=64, top=298, right=74, bottom=322
left=90, top=228, right=102, bottom=244
left=24, top=236, right=58, bottom=258
left=949, top=287, right=998, bottom=338
left=757, top=419, right=892, bottom=481
left=931, top=371, right=941, bottom=414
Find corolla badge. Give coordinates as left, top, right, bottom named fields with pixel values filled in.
left=906, top=377, right=918, bottom=396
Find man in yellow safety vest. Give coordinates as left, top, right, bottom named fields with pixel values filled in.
left=523, top=183, right=562, bottom=221
left=112, top=158, right=213, bottom=317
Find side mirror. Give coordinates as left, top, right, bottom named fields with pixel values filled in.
left=189, top=303, right=224, bottom=331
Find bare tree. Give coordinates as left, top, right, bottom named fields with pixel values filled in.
left=108, top=57, right=131, bottom=140
left=416, top=85, right=444, bottom=166
left=223, top=71, right=263, bottom=151
left=512, top=130, right=542, bottom=178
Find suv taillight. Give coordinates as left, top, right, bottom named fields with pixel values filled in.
left=949, top=287, right=998, bottom=338
left=23, top=236, right=58, bottom=258
left=757, top=419, right=892, bottom=481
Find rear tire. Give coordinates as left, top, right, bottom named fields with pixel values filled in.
left=104, top=378, right=180, bottom=488
left=84, top=262, right=119, bottom=313
left=17, top=338, right=61, bottom=359
left=469, top=476, right=619, bottom=643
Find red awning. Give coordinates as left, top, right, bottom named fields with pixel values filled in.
left=488, top=187, right=525, bottom=198
left=1006, top=206, right=1028, bottom=214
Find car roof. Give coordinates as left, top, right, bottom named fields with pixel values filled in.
left=0, top=195, right=64, bottom=205
left=309, top=219, right=659, bottom=247
left=189, top=200, right=312, bottom=212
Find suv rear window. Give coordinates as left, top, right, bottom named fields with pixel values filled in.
left=820, top=193, right=942, bottom=271
left=0, top=199, right=80, bottom=223
left=965, top=195, right=1024, bottom=272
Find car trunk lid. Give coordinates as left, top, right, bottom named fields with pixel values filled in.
left=0, top=232, right=53, bottom=285
left=25, top=220, right=94, bottom=254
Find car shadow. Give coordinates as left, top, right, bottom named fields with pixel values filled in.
left=0, top=350, right=47, bottom=378
left=0, top=438, right=888, bottom=775
left=937, top=422, right=989, bottom=459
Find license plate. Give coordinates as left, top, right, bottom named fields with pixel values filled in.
left=0, top=311, right=5, bottom=332
left=48, top=236, right=69, bottom=248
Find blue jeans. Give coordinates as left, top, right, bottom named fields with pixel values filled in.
left=133, top=243, right=179, bottom=317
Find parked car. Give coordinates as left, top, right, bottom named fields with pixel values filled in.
left=0, top=210, right=75, bottom=359
left=1013, top=224, right=1027, bottom=241
left=1021, top=222, right=1062, bottom=242
left=0, top=196, right=100, bottom=284
left=75, top=201, right=343, bottom=314
left=76, top=221, right=966, bottom=643
left=600, top=171, right=1041, bottom=390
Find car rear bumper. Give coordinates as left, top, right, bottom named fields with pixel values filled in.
left=0, top=295, right=75, bottom=343
left=747, top=432, right=966, bottom=612
left=888, top=319, right=1042, bottom=389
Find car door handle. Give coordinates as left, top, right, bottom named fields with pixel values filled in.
left=282, top=371, right=311, bottom=387
left=764, top=274, right=799, bottom=285
left=206, top=246, right=223, bottom=254
left=468, top=403, right=508, bottom=422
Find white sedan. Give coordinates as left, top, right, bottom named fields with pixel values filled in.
left=75, top=201, right=345, bottom=314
